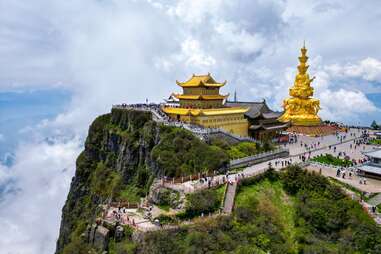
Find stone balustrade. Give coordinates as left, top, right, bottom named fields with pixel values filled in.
left=112, top=103, right=257, bottom=143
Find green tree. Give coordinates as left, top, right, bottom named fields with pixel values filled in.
left=371, top=120, right=379, bottom=130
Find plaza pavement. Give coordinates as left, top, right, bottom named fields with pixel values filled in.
left=167, top=128, right=381, bottom=194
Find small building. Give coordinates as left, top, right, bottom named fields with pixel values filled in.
left=358, top=149, right=381, bottom=180
left=162, top=74, right=249, bottom=137
left=225, top=100, right=289, bottom=140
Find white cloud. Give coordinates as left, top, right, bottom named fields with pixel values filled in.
left=325, top=57, right=381, bottom=82
left=319, top=89, right=378, bottom=121
left=0, top=137, right=82, bottom=254
left=181, top=38, right=216, bottom=67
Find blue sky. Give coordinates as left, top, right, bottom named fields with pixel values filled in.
left=0, top=0, right=381, bottom=253
left=0, top=89, right=71, bottom=165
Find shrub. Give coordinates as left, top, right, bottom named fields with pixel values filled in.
left=152, top=127, right=229, bottom=177
left=185, top=189, right=221, bottom=217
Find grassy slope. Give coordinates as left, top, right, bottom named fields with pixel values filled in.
left=235, top=179, right=298, bottom=253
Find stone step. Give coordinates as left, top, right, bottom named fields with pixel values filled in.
left=223, top=182, right=237, bottom=214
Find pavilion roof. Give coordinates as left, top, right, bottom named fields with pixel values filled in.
left=225, top=100, right=278, bottom=119
left=176, top=73, right=226, bottom=88
left=249, top=122, right=290, bottom=130
left=357, top=164, right=381, bottom=175
left=363, top=149, right=381, bottom=159
left=174, top=94, right=228, bottom=100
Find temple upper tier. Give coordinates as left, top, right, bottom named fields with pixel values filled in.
left=173, top=74, right=229, bottom=109
left=162, top=74, right=249, bottom=136
left=278, top=44, right=322, bottom=126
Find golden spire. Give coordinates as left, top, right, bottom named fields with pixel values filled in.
left=278, top=43, right=322, bottom=126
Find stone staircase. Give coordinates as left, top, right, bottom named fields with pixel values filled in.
left=223, top=182, right=238, bottom=214
left=368, top=193, right=381, bottom=206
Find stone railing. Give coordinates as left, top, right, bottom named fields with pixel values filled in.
left=112, top=103, right=257, bottom=143
left=229, top=148, right=289, bottom=169
left=307, top=160, right=359, bottom=171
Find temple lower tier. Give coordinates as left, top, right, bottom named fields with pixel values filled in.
left=162, top=107, right=249, bottom=137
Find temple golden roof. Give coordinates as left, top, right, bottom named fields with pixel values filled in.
left=162, top=107, right=249, bottom=116
left=174, top=94, right=228, bottom=100
left=176, top=73, right=226, bottom=88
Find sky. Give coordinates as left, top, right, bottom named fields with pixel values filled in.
left=0, top=0, right=381, bottom=253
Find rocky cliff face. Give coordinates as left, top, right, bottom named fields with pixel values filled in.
left=55, top=109, right=160, bottom=253
left=56, top=108, right=229, bottom=253
left=55, top=107, right=230, bottom=254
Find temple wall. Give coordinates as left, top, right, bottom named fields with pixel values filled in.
left=183, top=87, right=219, bottom=95
left=165, top=113, right=248, bottom=137
left=180, top=99, right=222, bottom=108
left=194, top=114, right=249, bottom=137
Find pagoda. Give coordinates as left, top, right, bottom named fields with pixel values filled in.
left=162, top=73, right=249, bottom=136
left=278, top=44, right=322, bottom=126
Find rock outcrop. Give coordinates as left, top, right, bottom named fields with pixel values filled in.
left=55, top=109, right=160, bottom=253
left=55, top=108, right=229, bottom=254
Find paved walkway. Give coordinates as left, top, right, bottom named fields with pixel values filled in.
left=104, top=207, right=159, bottom=231
left=164, top=128, right=381, bottom=194
left=307, top=165, right=381, bottom=193
left=223, top=182, right=237, bottom=214
left=368, top=193, right=381, bottom=206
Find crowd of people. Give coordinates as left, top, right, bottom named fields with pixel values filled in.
left=105, top=206, right=138, bottom=227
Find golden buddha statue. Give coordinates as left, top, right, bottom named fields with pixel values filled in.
left=278, top=44, right=322, bottom=126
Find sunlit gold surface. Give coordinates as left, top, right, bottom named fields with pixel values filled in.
left=162, top=107, right=249, bottom=116
left=163, top=73, right=249, bottom=136
left=176, top=73, right=226, bottom=87
left=278, top=45, right=322, bottom=126
left=174, top=94, right=228, bottom=100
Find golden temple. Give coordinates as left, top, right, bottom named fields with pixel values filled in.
left=162, top=74, right=249, bottom=136
left=278, top=44, right=322, bottom=126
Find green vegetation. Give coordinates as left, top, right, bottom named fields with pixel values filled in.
left=118, top=185, right=143, bottom=203
left=139, top=166, right=381, bottom=254
left=153, top=186, right=226, bottom=224
left=311, top=153, right=353, bottom=167
left=108, top=226, right=137, bottom=254
left=371, top=120, right=380, bottom=130
left=329, top=176, right=363, bottom=197
left=152, top=126, right=229, bottom=177
left=281, top=166, right=381, bottom=253
left=370, top=139, right=381, bottom=145
left=184, top=188, right=222, bottom=216
left=227, top=142, right=258, bottom=159
left=59, top=109, right=381, bottom=254
left=59, top=109, right=235, bottom=253
left=235, top=179, right=298, bottom=252
left=154, top=188, right=180, bottom=210
left=211, top=138, right=275, bottom=160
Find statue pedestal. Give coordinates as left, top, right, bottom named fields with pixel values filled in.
left=286, top=124, right=341, bottom=136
